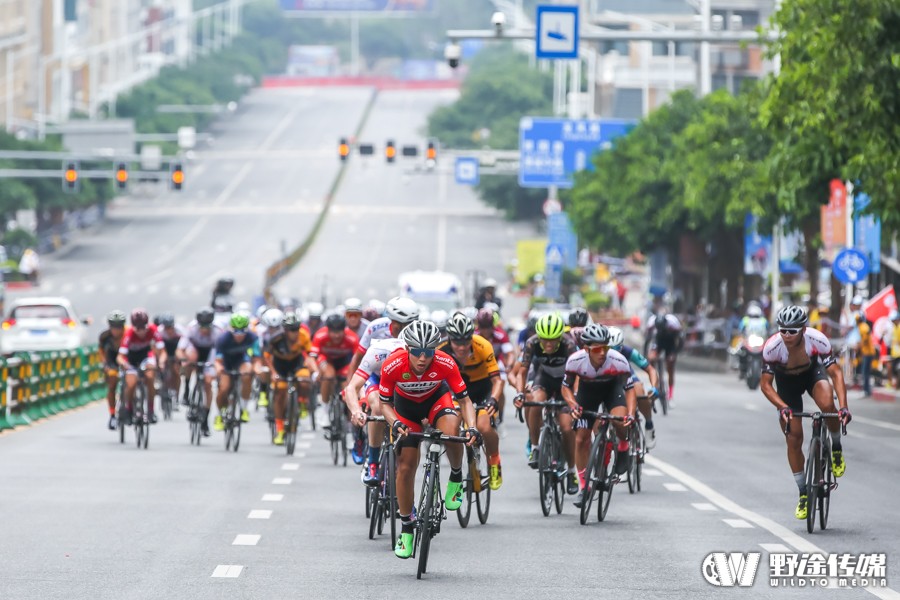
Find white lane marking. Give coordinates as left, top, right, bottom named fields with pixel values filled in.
left=211, top=565, right=243, bottom=578
left=248, top=510, right=272, bottom=519
left=723, top=518, right=754, bottom=528
left=258, top=104, right=303, bottom=151
left=142, top=266, right=175, bottom=286
left=642, top=468, right=663, bottom=477
left=760, top=543, right=791, bottom=553
left=645, top=455, right=900, bottom=600
left=272, top=477, right=292, bottom=485
left=154, top=217, right=209, bottom=268
left=663, top=482, right=687, bottom=492
left=147, top=284, right=159, bottom=294
left=262, top=494, right=283, bottom=502
left=214, top=163, right=253, bottom=206
left=296, top=441, right=311, bottom=449
left=232, top=534, right=261, bottom=546
left=853, top=415, right=900, bottom=433
left=691, top=502, right=718, bottom=511
left=281, top=463, right=299, bottom=471
left=294, top=452, right=307, bottom=458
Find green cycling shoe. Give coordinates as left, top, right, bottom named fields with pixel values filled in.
left=394, top=532, right=414, bottom=559
left=795, top=494, right=808, bottom=520
left=445, top=481, right=464, bottom=511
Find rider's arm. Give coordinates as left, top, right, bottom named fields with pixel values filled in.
left=489, top=373, right=504, bottom=401
left=759, top=372, right=787, bottom=410
left=343, top=372, right=366, bottom=414
left=560, top=372, right=578, bottom=410
left=825, top=363, right=848, bottom=410
left=622, top=376, right=637, bottom=416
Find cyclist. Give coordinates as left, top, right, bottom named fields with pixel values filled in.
left=439, top=312, right=505, bottom=490
left=760, top=305, right=851, bottom=520
left=157, top=313, right=184, bottom=409
left=430, top=310, right=449, bottom=343
left=116, top=309, right=165, bottom=425
left=377, top=321, right=479, bottom=559
left=608, top=326, right=660, bottom=448
left=475, top=307, right=513, bottom=424
left=646, top=310, right=683, bottom=400
left=311, top=314, right=360, bottom=408
left=345, top=336, right=407, bottom=484
left=347, top=296, right=419, bottom=376
left=263, top=312, right=316, bottom=446
left=176, top=308, right=222, bottom=435
left=305, top=302, right=325, bottom=336
left=517, top=312, right=538, bottom=352
left=344, top=297, right=370, bottom=339
left=211, top=276, right=234, bottom=309
left=255, top=307, right=285, bottom=409
left=213, top=313, right=258, bottom=431
left=562, top=323, right=637, bottom=507
left=511, top=313, right=580, bottom=494
left=98, top=310, right=127, bottom=430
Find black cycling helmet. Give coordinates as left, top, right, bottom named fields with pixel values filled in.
left=325, top=313, right=346, bottom=331
left=159, top=312, right=175, bottom=328
left=282, top=312, right=302, bottom=331
left=568, top=307, right=589, bottom=327
left=446, top=311, right=475, bottom=341
left=776, top=305, right=808, bottom=329
left=196, top=307, right=215, bottom=326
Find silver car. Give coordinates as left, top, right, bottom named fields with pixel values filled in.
left=1, top=297, right=88, bottom=354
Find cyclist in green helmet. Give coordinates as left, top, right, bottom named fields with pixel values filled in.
left=510, top=312, right=580, bottom=494
left=213, top=313, right=259, bottom=431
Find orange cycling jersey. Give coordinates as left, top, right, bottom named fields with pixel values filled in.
left=265, top=329, right=312, bottom=361
left=437, top=334, right=499, bottom=384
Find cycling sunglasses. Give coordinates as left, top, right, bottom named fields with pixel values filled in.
left=409, top=347, right=435, bottom=358
left=232, top=328, right=249, bottom=335
left=587, top=344, right=609, bottom=353
left=779, top=328, right=801, bottom=335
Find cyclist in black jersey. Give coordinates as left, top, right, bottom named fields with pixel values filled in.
left=98, top=310, right=126, bottom=430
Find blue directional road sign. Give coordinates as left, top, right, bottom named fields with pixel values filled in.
left=454, top=156, right=480, bottom=186
left=536, top=5, right=579, bottom=59
left=519, top=117, right=635, bottom=188
left=833, top=248, right=870, bottom=284
left=545, top=243, right=564, bottom=301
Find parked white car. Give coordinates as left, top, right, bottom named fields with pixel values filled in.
left=1, top=297, right=88, bottom=354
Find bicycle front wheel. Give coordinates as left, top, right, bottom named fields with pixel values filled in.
left=329, top=400, right=341, bottom=465
left=657, top=360, right=669, bottom=415
left=820, top=443, right=833, bottom=531
left=286, top=388, right=298, bottom=456
left=597, top=430, right=617, bottom=522
left=416, top=461, right=438, bottom=580
left=385, top=447, right=397, bottom=549
left=805, top=438, right=820, bottom=533
left=581, top=430, right=603, bottom=525
left=537, top=430, right=554, bottom=517
left=474, top=447, right=491, bottom=525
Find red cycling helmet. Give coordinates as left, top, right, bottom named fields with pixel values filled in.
left=476, top=308, right=494, bottom=329
left=130, top=308, right=149, bottom=328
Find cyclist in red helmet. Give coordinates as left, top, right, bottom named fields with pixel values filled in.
left=116, top=308, right=166, bottom=425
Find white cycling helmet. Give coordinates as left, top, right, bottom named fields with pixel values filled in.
left=306, top=302, right=324, bottom=318
left=607, top=326, right=625, bottom=349
left=344, top=298, right=363, bottom=313
left=367, top=299, right=386, bottom=316
left=461, top=306, right=478, bottom=320
left=430, top=310, right=449, bottom=329
left=256, top=304, right=269, bottom=319
left=262, top=308, right=284, bottom=328
left=400, top=320, right=442, bottom=349
left=235, top=301, right=251, bottom=315
left=747, top=305, right=763, bottom=318
left=385, top=296, right=420, bottom=324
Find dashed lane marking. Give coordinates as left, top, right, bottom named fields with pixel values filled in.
left=211, top=565, right=243, bottom=578
left=248, top=510, right=272, bottom=520
left=691, top=503, right=718, bottom=511
left=723, top=518, right=754, bottom=528
left=663, top=482, right=687, bottom=492
left=642, top=468, right=663, bottom=477
left=262, top=494, right=283, bottom=502
left=300, top=433, right=315, bottom=440
left=232, top=535, right=261, bottom=546
left=760, top=543, right=791, bottom=553
left=272, top=477, right=292, bottom=485
left=282, top=463, right=299, bottom=471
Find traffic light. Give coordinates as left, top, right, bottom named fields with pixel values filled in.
left=385, top=140, right=396, bottom=163
left=339, top=137, right=350, bottom=162
left=170, top=162, right=184, bottom=191
left=115, top=162, right=128, bottom=190
left=62, top=161, right=79, bottom=193
left=426, top=141, right=437, bottom=162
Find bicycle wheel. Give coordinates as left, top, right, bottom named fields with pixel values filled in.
left=474, top=447, right=491, bottom=525
left=552, top=431, right=565, bottom=514
left=657, top=360, right=669, bottom=415
left=308, top=386, right=317, bottom=431
left=635, top=427, right=644, bottom=493
left=805, top=438, right=820, bottom=534
left=597, top=430, right=617, bottom=522
left=161, top=381, right=172, bottom=421
left=117, top=401, right=126, bottom=444
left=338, top=396, right=349, bottom=467
left=385, top=447, right=397, bottom=549
left=286, top=387, right=298, bottom=456
left=537, top=429, right=554, bottom=517
left=329, top=400, right=340, bottom=465
left=134, top=385, right=146, bottom=450
left=820, top=443, right=833, bottom=531
left=416, top=461, right=438, bottom=580
left=232, top=398, right=242, bottom=453
left=627, top=426, right=639, bottom=494
left=580, top=431, right=603, bottom=525
left=456, top=447, right=473, bottom=528
left=368, top=486, right=381, bottom=539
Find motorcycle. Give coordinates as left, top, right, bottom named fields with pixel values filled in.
left=739, top=333, right=766, bottom=390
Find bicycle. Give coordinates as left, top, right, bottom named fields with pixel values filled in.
left=282, top=374, right=306, bottom=456
left=654, top=357, right=669, bottom=415
left=183, top=362, right=211, bottom=446
left=579, top=411, right=630, bottom=525
left=222, top=369, right=243, bottom=453
left=158, top=359, right=179, bottom=421
left=457, top=419, right=491, bottom=528
left=113, top=367, right=127, bottom=445
left=518, top=400, right=568, bottom=517
left=784, top=412, right=846, bottom=533
left=403, top=427, right=471, bottom=580
left=364, top=416, right=397, bottom=548
left=626, top=408, right=646, bottom=494
left=327, top=377, right=349, bottom=466
left=121, top=364, right=152, bottom=450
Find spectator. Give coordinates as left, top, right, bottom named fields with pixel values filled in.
left=18, top=248, right=40, bottom=284
left=887, top=311, right=900, bottom=389
left=475, top=278, right=503, bottom=310
left=856, top=312, right=877, bottom=396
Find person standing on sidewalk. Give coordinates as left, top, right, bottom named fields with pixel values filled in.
left=856, top=313, right=877, bottom=396
left=886, top=311, right=900, bottom=389
left=18, top=248, right=40, bottom=284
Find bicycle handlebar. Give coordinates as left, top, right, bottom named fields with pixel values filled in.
left=403, top=428, right=469, bottom=445
left=516, top=400, right=568, bottom=423
left=782, top=411, right=847, bottom=435
left=578, top=410, right=630, bottom=423
left=366, top=415, right=386, bottom=423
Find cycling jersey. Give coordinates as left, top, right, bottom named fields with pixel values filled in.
left=479, top=327, right=513, bottom=362
left=119, top=325, right=164, bottom=366
left=310, top=327, right=359, bottom=369
left=517, top=328, right=532, bottom=350
left=350, top=318, right=370, bottom=341
left=266, top=329, right=312, bottom=362
left=356, top=338, right=406, bottom=379
left=438, top=334, right=499, bottom=384
left=177, top=321, right=223, bottom=351
left=647, top=314, right=683, bottom=355
left=215, top=331, right=258, bottom=371
left=564, top=349, right=633, bottom=425
left=159, top=325, right=185, bottom=356
left=98, top=330, right=123, bottom=366
left=519, top=334, right=579, bottom=380
left=619, top=344, right=650, bottom=371
left=357, top=316, right=393, bottom=353
left=762, top=328, right=836, bottom=375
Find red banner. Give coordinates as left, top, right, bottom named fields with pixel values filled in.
left=821, top=179, right=847, bottom=261
left=865, top=286, right=897, bottom=340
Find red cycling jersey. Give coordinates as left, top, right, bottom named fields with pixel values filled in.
left=310, top=327, right=359, bottom=367
left=119, top=324, right=164, bottom=356
left=379, top=348, right=467, bottom=402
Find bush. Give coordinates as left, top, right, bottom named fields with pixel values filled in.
left=1, top=229, right=38, bottom=260
left=583, top=291, right=611, bottom=312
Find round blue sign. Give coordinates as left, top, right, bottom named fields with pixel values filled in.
left=833, top=248, right=870, bottom=284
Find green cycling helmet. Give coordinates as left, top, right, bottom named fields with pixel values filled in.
left=230, top=313, right=250, bottom=330
left=535, top=313, right=565, bottom=340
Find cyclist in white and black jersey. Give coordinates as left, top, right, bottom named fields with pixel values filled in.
left=176, top=307, right=224, bottom=436
left=345, top=296, right=419, bottom=377
left=255, top=307, right=284, bottom=409
left=760, top=305, right=851, bottom=521
left=562, top=323, right=636, bottom=507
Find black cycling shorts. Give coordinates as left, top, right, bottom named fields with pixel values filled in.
left=774, top=362, right=830, bottom=413
left=465, top=377, right=494, bottom=406
left=533, top=370, right=563, bottom=399
left=573, top=381, right=627, bottom=430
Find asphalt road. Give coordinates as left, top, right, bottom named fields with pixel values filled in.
left=1, top=88, right=898, bottom=599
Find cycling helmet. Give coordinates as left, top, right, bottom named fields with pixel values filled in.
left=235, top=301, right=251, bottom=315
left=446, top=312, right=475, bottom=341
left=212, top=296, right=233, bottom=312
left=430, top=310, right=449, bottom=330
left=230, top=313, right=250, bottom=330
left=581, top=323, right=611, bottom=345
left=306, top=302, right=324, bottom=318
left=256, top=304, right=269, bottom=319
left=130, top=309, right=149, bottom=328
left=482, top=277, right=498, bottom=289
left=385, top=296, right=420, bottom=324
left=568, top=307, right=589, bottom=327
left=262, top=308, right=284, bottom=328
left=367, top=299, right=386, bottom=316
left=362, top=307, right=379, bottom=321
left=483, top=301, right=500, bottom=314
left=476, top=308, right=494, bottom=329
left=399, top=320, right=441, bottom=349
left=569, top=326, right=585, bottom=347
left=107, top=310, right=127, bottom=326
left=747, top=305, right=763, bottom=318
left=325, top=313, right=346, bottom=331
left=196, top=307, right=215, bottom=326
left=776, top=305, right=808, bottom=328
left=282, top=312, right=301, bottom=331
left=461, top=306, right=478, bottom=320
left=535, top=313, right=565, bottom=340
left=152, top=315, right=161, bottom=326
left=159, top=312, right=176, bottom=328
left=217, top=276, right=234, bottom=289
left=344, top=298, right=363, bottom=313
left=607, top=326, right=625, bottom=349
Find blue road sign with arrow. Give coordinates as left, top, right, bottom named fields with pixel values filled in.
left=536, top=5, right=579, bottom=59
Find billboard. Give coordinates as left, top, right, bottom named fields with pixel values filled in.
left=280, top=0, right=434, bottom=12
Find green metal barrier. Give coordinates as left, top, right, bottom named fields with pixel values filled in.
left=1, top=344, right=106, bottom=431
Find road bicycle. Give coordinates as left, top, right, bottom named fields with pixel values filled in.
left=518, top=400, right=569, bottom=516
left=457, top=417, right=491, bottom=528
left=326, top=377, right=349, bottom=466
left=364, top=416, right=397, bottom=548
left=222, top=369, right=243, bottom=453
left=183, top=362, right=212, bottom=446
left=579, top=411, right=630, bottom=525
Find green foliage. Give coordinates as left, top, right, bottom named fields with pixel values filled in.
left=583, top=291, right=610, bottom=312
left=1, top=228, right=38, bottom=259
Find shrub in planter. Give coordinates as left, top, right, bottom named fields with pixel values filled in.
left=583, top=291, right=610, bottom=312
